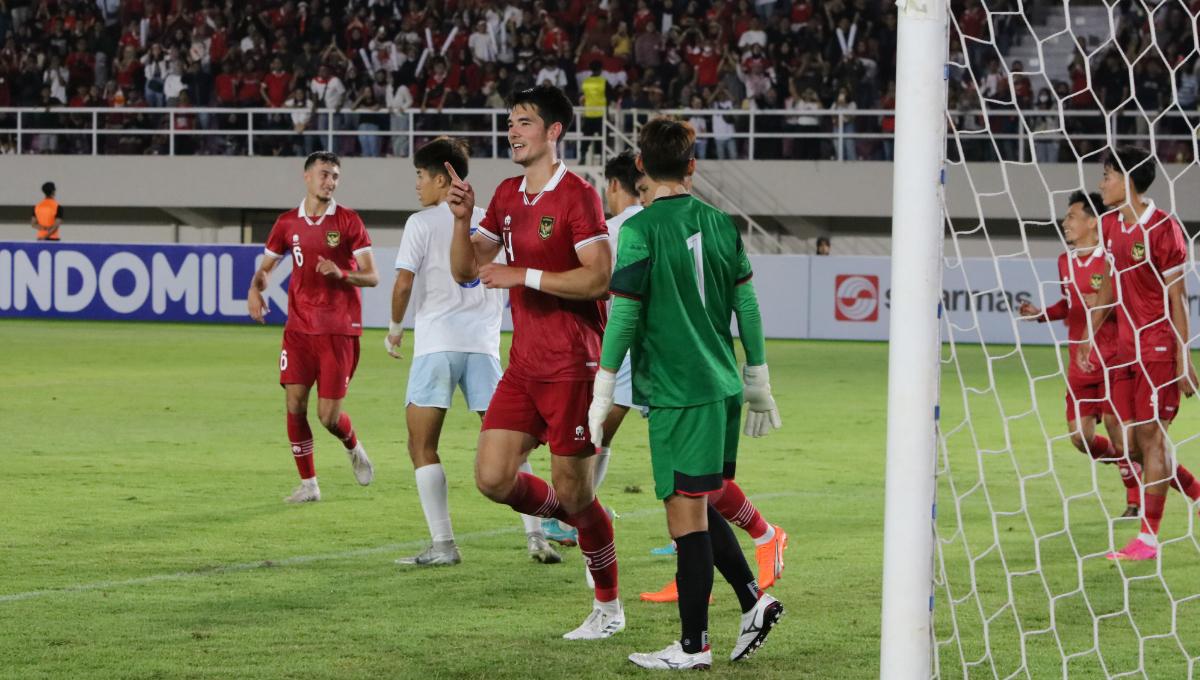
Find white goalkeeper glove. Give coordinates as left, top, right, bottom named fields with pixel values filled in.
left=384, top=322, right=404, bottom=359
left=588, top=369, right=617, bottom=448
left=742, top=364, right=782, bottom=437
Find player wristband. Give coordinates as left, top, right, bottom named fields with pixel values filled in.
left=524, top=268, right=544, bottom=291
left=388, top=321, right=403, bottom=335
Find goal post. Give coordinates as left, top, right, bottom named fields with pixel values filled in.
left=880, top=0, right=949, bottom=676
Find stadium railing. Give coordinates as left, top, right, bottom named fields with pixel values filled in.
left=1, top=105, right=1183, bottom=161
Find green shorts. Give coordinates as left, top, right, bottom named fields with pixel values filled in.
left=647, top=395, right=742, bottom=500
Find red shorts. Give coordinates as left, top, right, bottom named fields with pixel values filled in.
left=482, top=370, right=595, bottom=455
left=279, top=330, right=360, bottom=400
left=1111, top=363, right=1180, bottom=424
left=1065, top=378, right=1111, bottom=424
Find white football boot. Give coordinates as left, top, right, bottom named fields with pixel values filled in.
left=345, top=442, right=374, bottom=485
left=628, top=641, right=713, bottom=671
left=528, top=533, right=563, bottom=564
left=730, top=593, right=784, bottom=661
left=284, top=480, right=321, bottom=503
left=563, top=598, right=625, bottom=640
left=395, top=540, right=461, bottom=566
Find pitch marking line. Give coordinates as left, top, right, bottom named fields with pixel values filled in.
left=0, top=491, right=799, bottom=604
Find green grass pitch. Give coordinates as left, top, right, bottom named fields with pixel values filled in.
left=2, top=320, right=1198, bottom=678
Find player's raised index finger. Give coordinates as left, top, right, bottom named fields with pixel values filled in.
left=444, top=161, right=463, bottom=184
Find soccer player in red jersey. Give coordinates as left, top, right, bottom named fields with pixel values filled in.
left=1019, top=191, right=1141, bottom=517
left=445, top=85, right=624, bottom=639
left=247, top=151, right=379, bottom=504
left=1086, top=146, right=1200, bottom=561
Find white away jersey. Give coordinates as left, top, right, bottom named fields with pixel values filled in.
left=606, top=204, right=643, bottom=266
left=395, top=202, right=504, bottom=358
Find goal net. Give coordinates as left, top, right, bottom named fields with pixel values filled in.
left=933, top=0, right=1200, bottom=677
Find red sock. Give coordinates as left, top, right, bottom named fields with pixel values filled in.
left=1088, top=436, right=1116, bottom=461
left=331, top=412, right=358, bottom=449
left=1118, top=460, right=1142, bottom=506
left=571, top=497, right=619, bottom=602
left=503, top=472, right=570, bottom=522
left=1141, top=493, right=1166, bottom=536
left=1170, top=464, right=1200, bottom=501
left=287, top=412, right=315, bottom=479
left=709, top=479, right=770, bottom=540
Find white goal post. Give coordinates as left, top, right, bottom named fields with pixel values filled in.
left=880, top=0, right=949, bottom=676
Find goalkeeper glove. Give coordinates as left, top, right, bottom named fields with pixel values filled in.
left=742, top=364, right=782, bottom=437
left=588, top=369, right=617, bottom=448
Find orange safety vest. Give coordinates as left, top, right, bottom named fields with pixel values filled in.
left=34, top=198, right=60, bottom=240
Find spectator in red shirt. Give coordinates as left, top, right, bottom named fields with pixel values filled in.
left=539, top=15, right=568, bottom=53
left=238, top=62, right=263, bottom=107
left=214, top=61, right=239, bottom=106
left=65, top=38, right=96, bottom=92
left=119, top=21, right=141, bottom=50
left=261, top=57, right=290, bottom=107
left=687, top=40, right=721, bottom=88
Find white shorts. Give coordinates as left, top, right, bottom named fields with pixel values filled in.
left=614, top=353, right=649, bottom=417
left=406, top=351, right=502, bottom=412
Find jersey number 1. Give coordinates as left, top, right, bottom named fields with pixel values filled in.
left=686, top=233, right=705, bottom=303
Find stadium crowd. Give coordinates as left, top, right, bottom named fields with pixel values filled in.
left=0, top=0, right=1193, bottom=161
left=0, top=0, right=904, bottom=159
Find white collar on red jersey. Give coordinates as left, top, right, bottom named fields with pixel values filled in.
left=298, top=198, right=337, bottom=225
left=518, top=161, right=568, bottom=206
left=1118, top=199, right=1157, bottom=234
left=1071, top=245, right=1104, bottom=266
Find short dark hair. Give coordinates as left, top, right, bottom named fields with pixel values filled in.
left=304, top=150, right=340, bottom=170
left=1067, top=190, right=1104, bottom=218
left=41, top=181, right=55, bottom=197
left=604, top=151, right=643, bottom=198
left=637, top=117, right=695, bottom=182
left=1103, top=145, right=1155, bottom=194
left=413, top=136, right=470, bottom=180
left=816, top=236, right=831, bottom=248
left=508, top=85, right=574, bottom=135
left=589, top=60, right=602, bottom=73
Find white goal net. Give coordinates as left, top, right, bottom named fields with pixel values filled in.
left=933, top=0, right=1200, bottom=677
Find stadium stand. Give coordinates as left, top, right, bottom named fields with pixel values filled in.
left=0, top=0, right=1193, bottom=162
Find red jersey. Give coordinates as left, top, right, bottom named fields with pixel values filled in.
left=1042, top=249, right=1119, bottom=383
left=1104, top=201, right=1188, bottom=364
left=263, top=71, right=290, bottom=107
left=264, top=200, right=372, bottom=337
left=477, top=164, right=609, bottom=382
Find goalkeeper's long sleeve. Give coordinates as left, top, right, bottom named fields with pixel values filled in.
left=735, top=281, right=767, bottom=366
left=600, top=295, right=641, bottom=372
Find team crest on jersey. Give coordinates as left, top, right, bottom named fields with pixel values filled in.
left=1090, top=273, right=1103, bottom=290
left=292, top=233, right=300, bottom=243
left=326, top=231, right=340, bottom=247
left=1131, top=242, right=1145, bottom=261
left=504, top=215, right=512, bottom=226
left=539, top=216, right=555, bottom=239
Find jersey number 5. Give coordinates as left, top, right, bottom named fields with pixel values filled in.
left=686, top=233, right=705, bottom=303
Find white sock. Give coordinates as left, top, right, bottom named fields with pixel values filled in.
left=753, top=524, right=776, bottom=546
left=596, top=596, right=621, bottom=611
left=1138, top=532, right=1159, bottom=548
left=301, top=476, right=318, bottom=489
left=594, top=447, right=611, bottom=492
left=518, top=461, right=542, bottom=535
left=415, top=463, right=454, bottom=543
